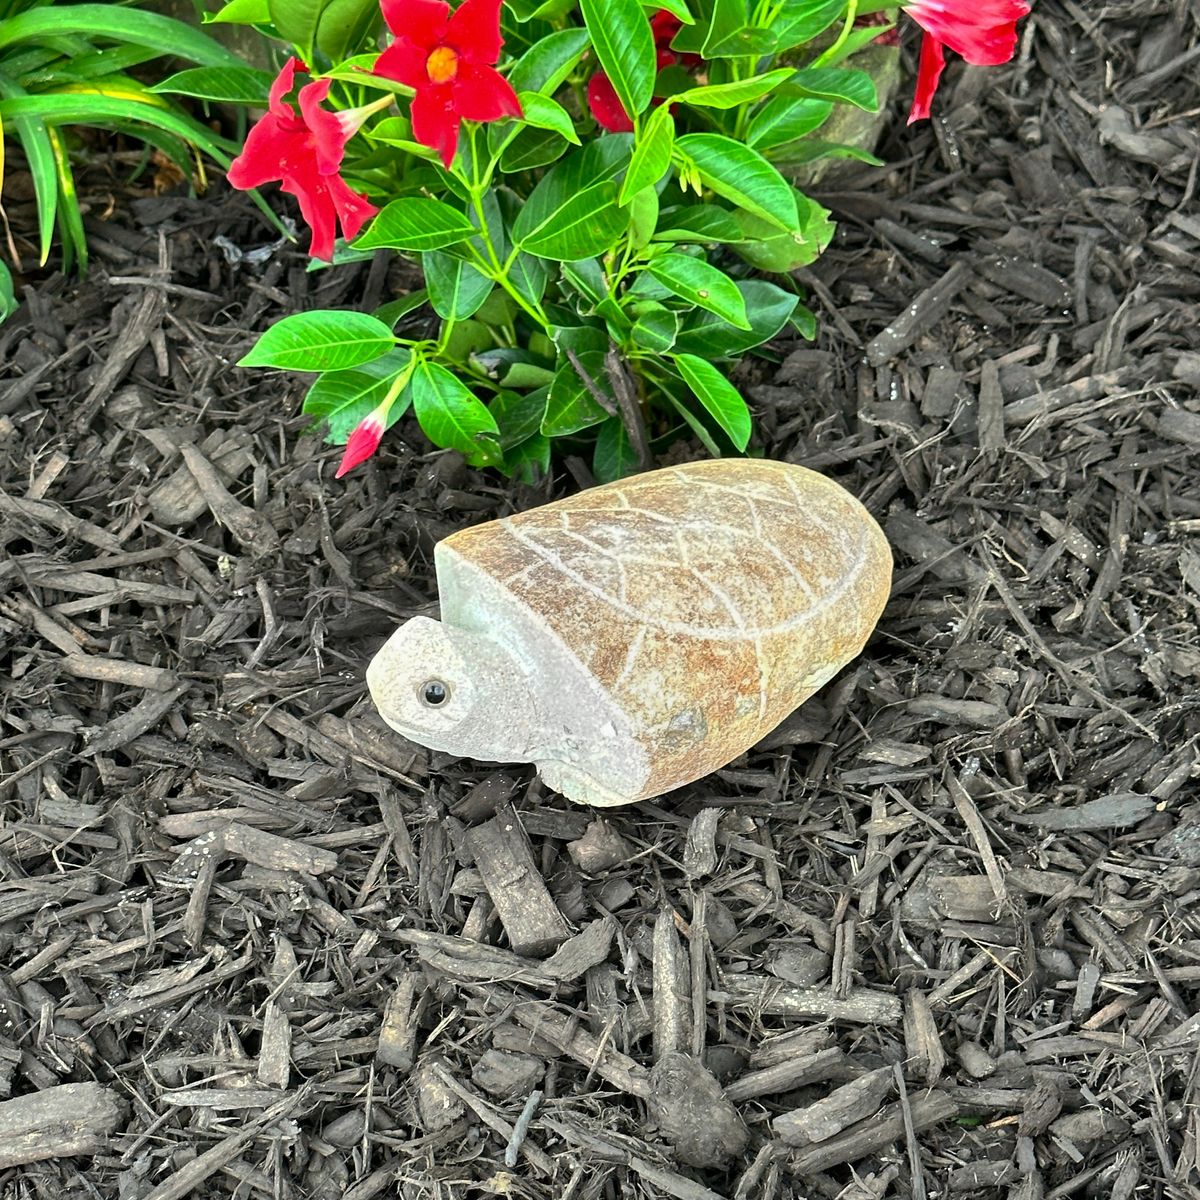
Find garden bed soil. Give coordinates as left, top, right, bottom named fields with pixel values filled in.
left=2, top=3, right=1200, bottom=1197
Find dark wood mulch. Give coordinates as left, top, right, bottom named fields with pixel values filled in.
left=2, top=4, right=1200, bottom=1197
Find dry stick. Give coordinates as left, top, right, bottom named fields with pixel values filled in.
left=564, top=348, right=617, bottom=416
left=604, top=345, right=654, bottom=471
left=893, top=1064, right=927, bottom=1200
left=974, top=543, right=1157, bottom=739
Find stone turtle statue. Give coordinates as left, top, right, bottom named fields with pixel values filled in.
left=368, top=458, right=891, bottom=806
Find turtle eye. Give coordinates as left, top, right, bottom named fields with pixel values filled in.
left=419, top=679, right=450, bottom=708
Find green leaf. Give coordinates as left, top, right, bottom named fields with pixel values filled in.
left=562, top=258, right=607, bottom=305
left=268, top=0, right=329, bottom=55
left=303, top=348, right=414, bottom=442
left=671, top=279, right=799, bottom=358
left=424, top=250, right=494, bottom=320
left=503, top=433, right=552, bottom=482
left=580, top=0, right=656, bottom=124
left=519, top=182, right=627, bottom=260
left=769, top=139, right=884, bottom=166
left=501, top=125, right=570, bottom=172
left=628, top=185, right=659, bottom=250
left=746, top=96, right=833, bottom=149
left=355, top=197, right=476, bottom=252
left=592, top=416, right=637, bottom=482
left=791, top=303, right=817, bottom=340
left=675, top=133, right=797, bottom=232
left=820, top=21, right=894, bottom=66
left=789, top=67, right=878, bottom=110
left=412, top=361, right=501, bottom=465
left=152, top=66, right=273, bottom=104
left=316, top=0, right=381, bottom=60
left=374, top=290, right=429, bottom=327
left=731, top=189, right=834, bottom=271
left=240, top=311, right=397, bottom=372
left=543, top=351, right=612, bottom=436
left=648, top=253, right=749, bottom=329
left=508, top=27, right=591, bottom=94
left=0, top=259, right=16, bottom=323
left=631, top=306, right=679, bottom=353
left=701, top=0, right=746, bottom=55
left=47, top=123, right=85, bottom=274
left=0, top=75, right=55, bottom=265
left=652, top=204, right=744, bottom=243
left=769, top=0, right=846, bottom=49
left=509, top=252, right=549, bottom=307
left=673, top=353, right=750, bottom=449
left=655, top=372, right=721, bottom=457
left=207, top=0, right=271, bottom=24
left=651, top=0, right=696, bottom=24
left=674, top=69, right=793, bottom=108
left=619, top=102, right=673, bottom=206
left=703, top=24, right=778, bottom=56
left=491, top=387, right=550, bottom=449
left=0, top=5, right=244, bottom=68
left=517, top=91, right=581, bottom=144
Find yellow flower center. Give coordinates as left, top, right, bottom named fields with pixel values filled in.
left=426, top=46, right=459, bottom=84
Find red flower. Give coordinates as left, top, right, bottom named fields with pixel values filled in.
left=227, top=58, right=379, bottom=262
left=373, top=0, right=522, bottom=168
left=903, top=0, right=1029, bottom=123
left=336, top=404, right=388, bottom=477
left=587, top=9, right=701, bottom=133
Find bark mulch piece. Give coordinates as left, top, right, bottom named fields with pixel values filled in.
left=3, top=4, right=1200, bottom=1195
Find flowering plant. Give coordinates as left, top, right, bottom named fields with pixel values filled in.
left=164, top=0, right=1025, bottom=480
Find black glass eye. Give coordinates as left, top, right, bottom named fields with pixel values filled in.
left=420, top=680, right=449, bottom=707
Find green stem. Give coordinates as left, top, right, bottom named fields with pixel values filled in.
left=812, top=0, right=859, bottom=67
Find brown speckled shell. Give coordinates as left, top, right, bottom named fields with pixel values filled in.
left=438, top=459, right=891, bottom=800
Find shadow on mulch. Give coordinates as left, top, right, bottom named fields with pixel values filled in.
left=2, top=6, right=1200, bottom=1197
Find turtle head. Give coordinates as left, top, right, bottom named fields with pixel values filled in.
left=366, top=616, right=537, bottom=760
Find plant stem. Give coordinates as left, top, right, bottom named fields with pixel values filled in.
left=812, top=0, right=859, bottom=67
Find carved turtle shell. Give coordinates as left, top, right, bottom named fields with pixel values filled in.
left=368, top=458, right=891, bottom=806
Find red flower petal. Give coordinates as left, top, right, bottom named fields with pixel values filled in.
left=903, top=0, right=1028, bottom=64
left=446, top=0, right=504, bottom=64
left=227, top=115, right=297, bottom=189
left=907, top=32, right=945, bottom=122
left=411, top=83, right=461, bottom=166
left=280, top=163, right=340, bottom=262
left=336, top=411, right=386, bottom=477
left=587, top=71, right=633, bottom=133
left=298, top=78, right=350, bottom=175
left=380, top=0, right=449, bottom=47
left=374, top=37, right=433, bottom=89
left=650, top=10, right=682, bottom=45
left=267, top=57, right=303, bottom=120
left=452, top=61, right=522, bottom=122
left=328, top=173, right=379, bottom=243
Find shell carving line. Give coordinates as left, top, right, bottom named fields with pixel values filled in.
left=367, top=459, right=892, bottom=808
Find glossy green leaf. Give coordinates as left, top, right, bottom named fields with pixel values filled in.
left=674, top=68, right=792, bottom=108
left=628, top=185, right=659, bottom=250
left=509, top=252, right=550, bottom=307
left=268, top=0, right=328, bottom=54
left=491, top=387, right=550, bottom=449
left=374, top=290, right=430, bottom=327
left=0, top=259, right=15, bottom=323
left=508, top=27, right=591, bottom=94
left=207, top=0, right=271, bottom=24
left=619, top=102, right=673, bottom=206
left=701, top=0, right=746, bottom=55
left=651, top=0, right=696, bottom=24
left=562, top=258, right=607, bottom=305
left=316, top=0, right=380, bottom=60
left=504, top=433, right=552, bottom=482
left=424, top=250, right=494, bottom=320
left=47, top=124, right=85, bottom=274
left=631, top=306, right=679, bottom=353
left=0, top=75, right=55, bottom=265
left=675, top=133, right=797, bottom=232
left=580, top=0, right=655, bottom=123
left=501, top=125, right=570, bottom=172
left=769, top=0, right=845, bottom=49
left=152, top=66, right=273, bottom=104
left=655, top=371, right=722, bottom=456
left=518, top=91, right=580, bottom=144
left=746, top=96, right=833, bottom=149
left=673, top=353, right=750, bottom=449
left=789, top=67, right=878, bottom=110
left=791, top=303, right=817, bottom=340
left=652, top=204, right=744, bottom=243
left=303, top=348, right=414, bottom=443
left=592, top=416, right=637, bottom=482
left=821, top=21, right=894, bottom=66
left=356, top=197, right=476, bottom=252
left=769, top=139, right=884, bottom=166
left=240, top=312, right=396, bottom=372
left=521, top=182, right=625, bottom=260
left=0, top=5, right=244, bottom=67
left=543, top=351, right=613, bottom=436
left=731, top=190, right=834, bottom=271
left=671, top=279, right=799, bottom=358
left=648, top=253, right=750, bottom=329
left=703, top=24, right=778, bottom=55
left=413, top=361, right=501, bottom=465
